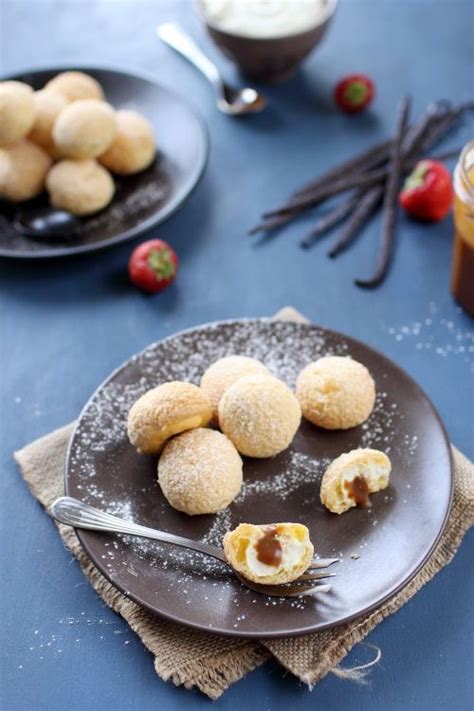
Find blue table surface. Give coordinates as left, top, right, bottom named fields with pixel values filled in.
left=1, top=1, right=473, bottom=709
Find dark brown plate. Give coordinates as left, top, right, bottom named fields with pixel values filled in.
left=65, top=320, right=453, bottom=638
left=0, top=66, right=208, bottom=258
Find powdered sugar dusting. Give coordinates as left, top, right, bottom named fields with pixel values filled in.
left=67, top=319, right=426, bottom=622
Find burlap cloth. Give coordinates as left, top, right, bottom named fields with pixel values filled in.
left=14, top=307, right=474, bottom=700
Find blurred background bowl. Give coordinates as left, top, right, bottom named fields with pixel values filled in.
left=199, top=0, right=338, bottom=83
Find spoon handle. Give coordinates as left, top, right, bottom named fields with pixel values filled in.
left=157, top=22, right=222, bottom=89
left=51, top=496, right=227, bottom=563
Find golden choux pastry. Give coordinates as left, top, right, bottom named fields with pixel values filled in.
left=0, top=81, right=36, bottom=146
left=320, top=448, right=391, bottom=514
left=28, top=90, right=68, bottom=153
left=296, top=356, right=376, bottom=430
left=200, top=355, right=270, bottom=424
left=218, top=374, right=301, bottom=458
left=224, top=522, right=314, bottom=585
left=127, top=381, right=212, bottom=455
left=44, top=71, right=104, bottom=102
left=46, top=159, right=114, bottom=216
left=0, top=140, right=52, bottom=202
left=52, top=99, right=117, bottom=159
left=158, top=428, right=243, bottom=515
left=99, top=110, right=156, bottom=175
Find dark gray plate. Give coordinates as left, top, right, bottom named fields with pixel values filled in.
left=0, top=66, right=208, bottom=258
left=65, top=320, right=453, bottom=638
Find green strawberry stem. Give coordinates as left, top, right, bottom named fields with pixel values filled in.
left=404, top=161, right=429, bottom=190
left=147, top=248, right=175, bottom=279
left=344, top=81, right=369, bottom=106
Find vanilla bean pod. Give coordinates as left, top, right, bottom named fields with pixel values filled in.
left=355, top=97, right=411, bottom=289
left=299, top=192, right=362, bottom=249
left=328, top=186, right=384, bottom=258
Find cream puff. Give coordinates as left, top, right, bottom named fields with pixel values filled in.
left=218, top=374, right=301, bottom=458
left=0, top=81, right=36, bottom=146
left=296, top=356, right=376, bottom=430
left=52, top=99, right=117, bottom=159
left=200, top=355, right=270, bottom=423
left=158, top=428, right=243, bottom=515
left=127, top=381, right=212, bottom=454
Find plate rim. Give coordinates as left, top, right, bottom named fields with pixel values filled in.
left=0, top=63, right=209, bottom=259
left=64, top=318, right=454, bottom=638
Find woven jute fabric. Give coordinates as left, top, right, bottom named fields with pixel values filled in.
left=14, top=307, right=474, bottom=699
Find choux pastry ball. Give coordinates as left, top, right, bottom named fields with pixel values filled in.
left=320, top=448, right=391, bottom=514
left=296, top=356, right=376, bottom=430
left=44, top=71, right=104, bottom=102
left=200, top=355, right=270, bottom=424
left=46, top=159, right=114, bottom=215
left=224, top=522, right=314, bottom=585
left=0, top=81, right=36, bottom=146
left=127, top=381, right=212, bottom=455
left=218, top=374, right=301, bottom=458
left=0, top=140, right=52, bottom=202
left=52, top=99, right=117, bottom=159
left=99, top=110, right=156, bottom=175
left=28, top=90, right=69, bottom=153
left=158, top=428, right=243, bottom=515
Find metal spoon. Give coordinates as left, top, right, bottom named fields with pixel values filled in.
left=157, top=22, right=267, bottom=116
left=13, top=206, right=81, bottom=241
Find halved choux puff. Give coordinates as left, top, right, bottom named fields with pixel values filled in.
left=200, top=355, right=270, bottom=424
left=296, top=356, right=376, bottom=430
left=224, top=522, right=314, bottom=585
left=218, top=374, right=301, bottom=458
left=320, top=448, right=391, bottom=514
left=158, top=428, right=242, bottom=515
left=127, top=381, right=212, bottom=454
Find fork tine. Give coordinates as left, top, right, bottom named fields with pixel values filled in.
left=285, top=583, right=332, bottom=596
left=297, top=572, right=337, bottom=582
left=308, top=557, right=340, bottom=570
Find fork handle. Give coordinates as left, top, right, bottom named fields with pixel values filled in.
left=51, top=496, right=227, bottom=563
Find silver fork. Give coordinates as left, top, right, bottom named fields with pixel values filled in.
left=51, top=497, right=338, bottom=597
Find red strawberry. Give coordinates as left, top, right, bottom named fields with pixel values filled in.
left=128, top=239, right=178, bottom=293
left=334, top=74, right=375, bottom=113
left=399, top=160, right=453, bottom=222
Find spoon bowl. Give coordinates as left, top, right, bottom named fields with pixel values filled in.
left=157, top=22, right=267, bottom=116
left=13, top=206, right=81, bottom=242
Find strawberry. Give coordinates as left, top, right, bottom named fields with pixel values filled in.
left=399, top=160, right=453, bottom=222
left=334, top=74, right=375, bottom=113
left=128, top=239, right=178, bottom=293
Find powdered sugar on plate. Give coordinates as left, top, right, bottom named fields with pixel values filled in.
left=66, top=319, right=434, bottom=628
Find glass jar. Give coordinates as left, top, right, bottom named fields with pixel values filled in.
left=451, top=141, right=474, bottom=315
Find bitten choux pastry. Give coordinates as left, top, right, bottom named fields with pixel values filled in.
left=127, top=381, right=212, bottom=455
left=0, top=81, right=36, bottom=146
left=218, top=374, right=301, bottom=458
left=200, top=355, right=270, bottom=424
left=223, top=522, right=314, bottom=585
left=320, top=448, right=391, bottom=514
left=46, top=159, right=114, bottom=215
left=296, top=356, right=376, bottom=430
left=0, top=140, right=52, bottom=201
left=99, top=110, right=156, bottom=175
left=44, top=71, right=104, bottom=102
left=158, top=428, right=243, bottom=515
left=52, top=100, right=117, bottom=159
left=28, top=90, right=69, bottom=153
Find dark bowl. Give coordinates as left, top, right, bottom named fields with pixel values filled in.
left=201, top=0, right=338, bottom=83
